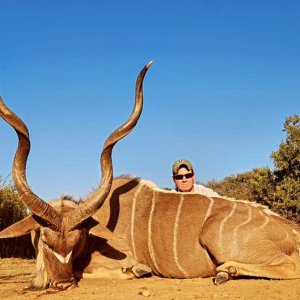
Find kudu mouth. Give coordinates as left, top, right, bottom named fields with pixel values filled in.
left=0, top=61, right=152, bottom=233
left=51, top=277, right=78, bottom=290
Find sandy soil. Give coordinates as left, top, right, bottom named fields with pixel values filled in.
left=0, top=258, right=299, bottom=300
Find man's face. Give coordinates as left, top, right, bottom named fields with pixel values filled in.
left=173, top=167, right=195, bottom=192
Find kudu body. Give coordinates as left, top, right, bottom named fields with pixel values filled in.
left=93, top=177, right=300, bottom=283
left=0, top=62, right=152, bottom=289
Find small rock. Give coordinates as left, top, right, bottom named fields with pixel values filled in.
left=138, top=289, right=151, bottom=297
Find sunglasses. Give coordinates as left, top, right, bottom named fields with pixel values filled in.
left=173, top=173, right=194, bottom=180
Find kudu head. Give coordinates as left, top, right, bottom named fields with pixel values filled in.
left=0, top=61, right=152, bottom=290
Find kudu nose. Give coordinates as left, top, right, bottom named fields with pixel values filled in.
left=52, top=277, right=77, bottom=290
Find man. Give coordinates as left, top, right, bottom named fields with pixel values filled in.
left=172, top=159, right=220, bottom=196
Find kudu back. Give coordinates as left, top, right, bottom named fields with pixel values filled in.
left=0, top=62, right=152, bottom=290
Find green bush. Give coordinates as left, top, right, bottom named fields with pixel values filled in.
left=206, top=115, right=300, bottom=224
left=0, top=176, right=35, bottom=258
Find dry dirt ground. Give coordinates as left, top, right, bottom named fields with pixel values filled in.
left=0, top=258, right=299, bottom=300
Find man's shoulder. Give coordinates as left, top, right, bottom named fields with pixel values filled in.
left=193, top=184, right=220, bottom=197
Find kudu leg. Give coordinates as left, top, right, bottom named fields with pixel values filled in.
left=79, top=233, right=153, bottom=279
left=214, top=254, right=300, bottom=284
left=82, top=261, right=152, bottom=279
left=123, top=263, right=152, bottom=278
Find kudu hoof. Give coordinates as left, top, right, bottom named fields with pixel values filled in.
left=213, top=271, right=230, bottom=285
left=122, top=263, right=152, bottom=278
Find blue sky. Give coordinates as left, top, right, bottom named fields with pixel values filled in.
left=0, top=1, right=299, bottom=200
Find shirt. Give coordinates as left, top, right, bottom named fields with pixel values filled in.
left=172, top=183, right=220, bottom=197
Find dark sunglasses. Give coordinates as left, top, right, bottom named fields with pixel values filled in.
left=173, top=173, right=194, bottom=180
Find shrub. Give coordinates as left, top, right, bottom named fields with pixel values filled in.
left=206, top=115, right=300, bottom=223
left=0, top=176, right=35, bottom=258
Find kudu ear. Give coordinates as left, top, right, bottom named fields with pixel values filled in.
left=0, top=215, right=39, bottom=238
left=84, top=216, right=116, bottom=241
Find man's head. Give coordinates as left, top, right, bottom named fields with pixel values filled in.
left=172, top=159, right=195, bottom=192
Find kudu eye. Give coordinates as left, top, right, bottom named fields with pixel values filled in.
left=41, top=236, right=47, bottom=245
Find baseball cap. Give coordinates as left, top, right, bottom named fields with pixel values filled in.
left=172, top=159, right=193, bottom=174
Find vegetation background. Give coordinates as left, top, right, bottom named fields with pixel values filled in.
left=206, top=114, right=300, bottom=223
left=0, top=177, right=35, bottom=258
left=0, top=115, right=299, bottom=258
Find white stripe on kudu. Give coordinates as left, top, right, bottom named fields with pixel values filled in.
left=258, top=210, right=270, bottom=230
left=232, top=205, right=252, bottom=254
left=219, top=202, right=237, bottom=249
left=173, top=195, right=189, bottom=277
left=147, top=191, right=162, bottom=275
left=203, top=197, right=214, bottom=223
left=131, top=182, right=145, bottom=259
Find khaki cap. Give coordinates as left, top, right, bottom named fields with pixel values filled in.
left=172, top=159, right=193, bottom=174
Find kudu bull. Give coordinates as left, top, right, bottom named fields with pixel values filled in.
left=1, top=63, right=300, bottom=291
